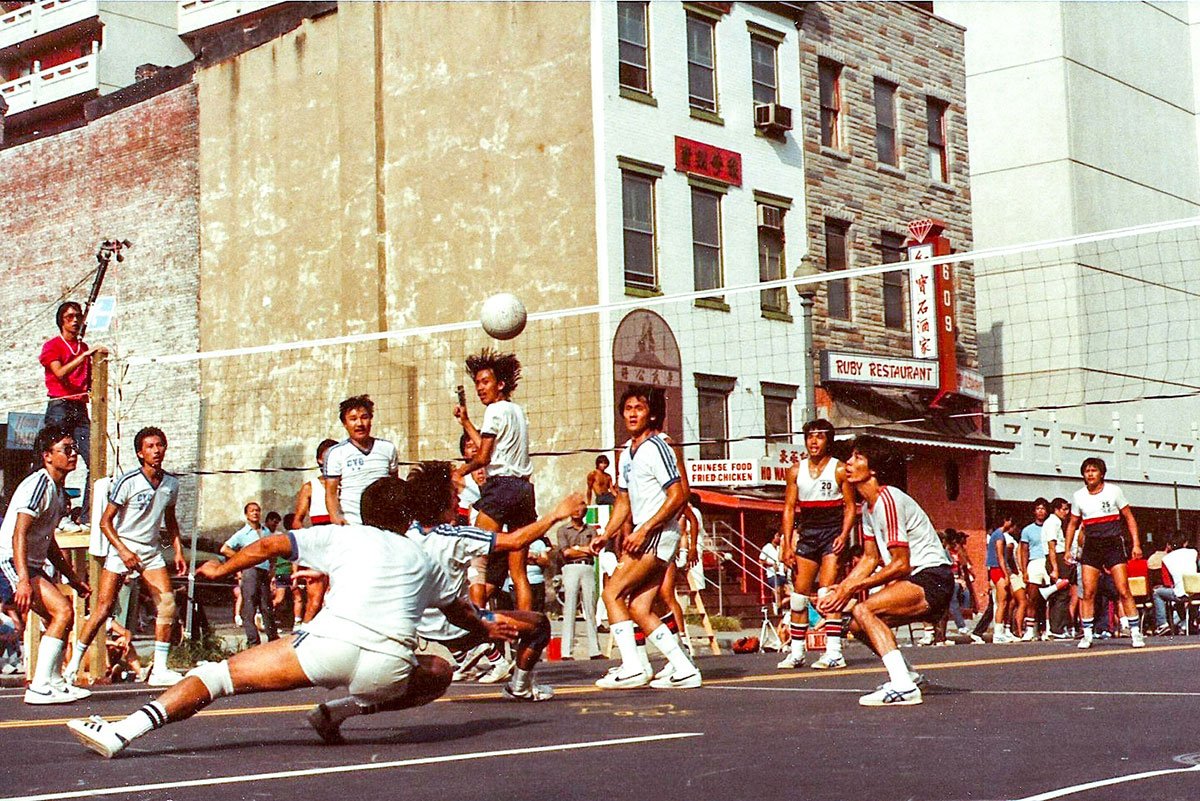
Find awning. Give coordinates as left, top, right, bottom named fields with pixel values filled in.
left=844, top=428, right=1013, bottom=455
left=695, top=488, right=785, bottom=513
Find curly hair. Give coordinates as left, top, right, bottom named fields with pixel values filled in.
left=465, top=349, right=521, bottom=397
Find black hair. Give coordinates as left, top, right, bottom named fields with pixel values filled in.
left=361, top=477, right=415, bottom=534
left=618, top=384, right=666, bottom=430
left=135, top=427, right=167, bottom=455
left=1170, top=531, right=1190, bottom=550
left=244, top=502, right=260, bottom=514
left=1033, top=497, right=1049, bottom=509
left=1051, top=497, right=1070, bottom=512
left=339, top=394, right=374, bottom=423
left=596, top=454, right=610, bottom=467
left=316, top=438, right=337, bottom=460
left=283, top=513, right=296, bottom=529
left=1080, top=457, right=1107, bottom=477
left=402, top=461, right=458, bottom=527
left=265, top=511, right=281, bottom=524
left=688, top=492, right=702, bottom=507
left=465, top=349, right=521, bottom=396
left=849, top=434, right=903, bottom=485
left=34, top=424, right=73, bottom=456
left=802, top=418, right=836, bottom=438
left=55, top=301, right=82, bottom=330
left=459, top=432, right=473, bottom=457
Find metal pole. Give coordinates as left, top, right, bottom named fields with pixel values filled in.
left=799, top=290, right=817, bottom=421
left=1175, top=481, right=1182, bottom=534
left=185, top=528, right=198, bottom=640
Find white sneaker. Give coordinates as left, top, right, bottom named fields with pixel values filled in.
left=993, top=631, right=1016, bottom=644
left=504, top=682, right=555, bottom=701
left=146, top=668, right=185, bottom=687
left=776, top=652, right=805, bottom=669
left=24, top=684, right=77, bottom=705
left=640, top=657, right=654, bottom=678
left=234, top=614, right=243, bottom=626
left=649, top=669, right=702, bottom=689
left=810, top=653, right=847, bottom=670
left=451, top=643, right=491, bottom=681
left=1077, top=636, right=1093, bottom=649
left=1131, top=629, right=1146, bottom=648
left=477, top=658, right=514, bottom=685
left=1020, top=629, right=1036, bottom=642
left=67, top=716, right=129, bottom=758
left=54, top=681, right=93, bottom=701
left=653, top=662, right=675, bottom=681
left=969, top=634, right=985, bottom=644
left=915, top=633, right=935, bottom=646
left=875, top=671, right=926, bottom=691
left=595, top=667, right=649, bottom=689
left=859, top=683, right=922, bottom=706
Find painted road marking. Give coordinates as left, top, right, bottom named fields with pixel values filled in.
left=0, top=732, right=704, bottom=801
left=1012, top=763, right=1200, bottom=800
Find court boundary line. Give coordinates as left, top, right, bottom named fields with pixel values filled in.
left=709, top=686, right=1200, bottom=698
left=1012, top=763, right=1200, bottom=801
left=0, top=732, right=703, bottom=801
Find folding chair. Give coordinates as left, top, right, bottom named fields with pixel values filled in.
left=1126, top=575, right=1153, bottom=631
left=1181, top=574, right=1200, bottom=634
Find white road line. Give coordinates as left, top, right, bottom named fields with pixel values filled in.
left=708, top=686, right=1200, bottom=698
left=0, top=688, right=154, bottom=700
left=1012, top=764, right=1200, bottom=800
left=0, top=732, right=703, bottom=801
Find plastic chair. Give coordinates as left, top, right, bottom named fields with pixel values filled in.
left=1127, top=575, right=1153, bottom=630
left=1181, top=574, right=1200, bottom=633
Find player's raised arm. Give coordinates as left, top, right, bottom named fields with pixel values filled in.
left=494, top=493, right=586, bottom=552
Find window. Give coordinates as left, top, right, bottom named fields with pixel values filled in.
left=696, top=374, right=735, bottom=459
left=692, top=188, right=722, bottom=294
left=621, top=171, right=656, bottom=289
left=881, top=231, right=906, bottom=329
left=874, top=79, right=897, bottom=166
left=762, top=382, right=797, bottom=449
left=617, top=2, right=650, bottom=93
left=824, top=218, right=850, bottom=319
left=750, top=36, right=777, bottom=105
left=927, top=97, right=949, bottom=181
left=758, top=204, right=786, bottom=313
left=687, top=14, right=717, bottom=112
left=818, top=58, right=842, bottom=149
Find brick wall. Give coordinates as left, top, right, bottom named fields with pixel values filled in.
left=798, top=2, right=976, bottom=367
left=0, top=83, right=201, bottom=530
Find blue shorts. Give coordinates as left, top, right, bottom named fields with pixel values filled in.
left=0, top=558, right=50, bottom=603
left=794, top=526, right=840, bottom=563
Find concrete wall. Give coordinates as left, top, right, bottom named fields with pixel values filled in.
left=97, top=2, right=194, bottom=93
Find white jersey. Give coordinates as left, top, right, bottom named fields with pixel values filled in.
left=480, top=400, right=531, bottom=478
left=308, top=476, right=329, bottom=519
left=0, top=469, right=68, bottom=569
left=618, top=433, right=682, bottom=533
left=407, top=521, right=494, bottom=641
left=1070, top=483, right=1129, bottom=540
left=1041, top=514, right=1064, bottom=555
left=106, top=468, right=178, bottom=548
left=323, top=438, right=399, bottom=524
left=289, top=524, right=458, bottom=658
left=794, top=457, right=844, bottom=531
left=859, top=486, right=950, bottom=575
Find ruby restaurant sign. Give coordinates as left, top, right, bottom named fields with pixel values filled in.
left=820, top=351, right=940, bottom=390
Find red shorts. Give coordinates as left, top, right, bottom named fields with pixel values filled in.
left=988, top=567, right=1007, bottom=585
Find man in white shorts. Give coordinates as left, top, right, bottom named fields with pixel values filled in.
left=64, top=427, right=186, bottom=688
left=817, top=435, right=953, bottom=707
left=0, top=425, right=92, bottom=704
left=588, top=384, right=701, bottom=690
left=324, top=395, right=399, bottom=525
left=66, top=476, right=515, bottom=758
left=1018, top=498, right=1051, bottom=640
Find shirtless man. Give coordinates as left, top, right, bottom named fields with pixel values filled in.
left=587, top=455, right=615, bottom=505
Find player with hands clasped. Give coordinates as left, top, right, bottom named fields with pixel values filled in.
left=817, top=435, right=953, bottom=707
left=588, top=385, right=701, bottom=690
left=777, top=419, right=857, bottom=671
left=65, top=427, right=186, bottom=688
left=0, top=425, right=92, bottom=704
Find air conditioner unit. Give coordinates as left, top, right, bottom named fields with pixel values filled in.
left=757, top=205, right=783, bottom=230
left=754, top=102, right=793, bottom=133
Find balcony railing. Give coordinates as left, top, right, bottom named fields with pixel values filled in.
left=177, top=0, right=288, bottom=36
left=0, top=0, right=98, bottom=52
left=0, top=51, right=97, bottom=115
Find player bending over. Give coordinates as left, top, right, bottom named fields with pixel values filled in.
left=777, top=419, right=857, bottom=671
left=589, top=385, right=701, bottom=690
left=66, top=477, right=515, bottom=758
left=65, top=427, right=186, bottom=688
left=817, top=435, right=953, bottom=707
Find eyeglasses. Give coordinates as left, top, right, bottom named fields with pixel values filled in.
left=53, top=444, right=80, bottom=455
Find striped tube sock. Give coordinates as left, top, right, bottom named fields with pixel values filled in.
left=825, top=618, right=843, bottom=656
left=661, top=612, right=678, bottom=635
left=1125, top=615, right=1140, bottom=631
left=113, top=701, right=169, bottom=743
left=1081, top=618, right=1094, bottom=638
left=789, top=622, right=808, bottom=658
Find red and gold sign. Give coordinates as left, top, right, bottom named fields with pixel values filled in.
left=675, top=137, right=742, bottom=187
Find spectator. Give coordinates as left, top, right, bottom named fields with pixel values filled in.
left=1154, top=533, right=1198, bottom=635
left=39, top=301, right=107, bottom=524
left=264, top=512, right=297, bottom=631
left=587, top=455, right=615, bottom=505
left=506, top=537, right=551, bottom=613
left=556, top=506, right=601, bottom=660
left=221, top=502, right=278, bottom=647
left=759, top=531, right=785, bottom=615
left=1040, top=498, right=1074, bottom=638
left=1018, top=499, right=1051, bottom=640
left=945, top=529, right=974, bottom=636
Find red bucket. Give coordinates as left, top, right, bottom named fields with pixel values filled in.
left=547, top=636, right=562, bottom=661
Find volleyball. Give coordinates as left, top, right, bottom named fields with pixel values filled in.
left=480, top=293, right=527, bottom=340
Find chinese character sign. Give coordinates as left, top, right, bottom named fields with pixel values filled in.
left=675, top=137, right=743, bottom=187
left=907, top=243, right=936, bottom=360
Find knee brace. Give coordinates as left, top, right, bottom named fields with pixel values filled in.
left=155, top=592, right=177, bottom=627
left=790, top=592, right=809, bottom=614
left=185, top=659, right=234, bottom=700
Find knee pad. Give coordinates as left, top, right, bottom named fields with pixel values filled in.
left=155, top=592, right=177, bottom=627
left=185, top=660, right=234, bottom=700
left=790, top=593, right=809, bottom=613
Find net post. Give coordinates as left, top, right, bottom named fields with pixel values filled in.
left=86, top=352, right=109, bottom=682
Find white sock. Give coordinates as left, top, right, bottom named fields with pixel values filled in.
left=611, top=620, right=640, bottom=674
left=64, top=641, right=88, bottom=678
left=511, top=667, right=531, bottom=692
left=33, top=636, right=66, bottom=689
left=153, top=641, right=170, bottom=675
left=322, top=696, right=367, bottom=724
left=112, top=701, right=168, bottom=742
left=648, top=624, right=695, bottom=675
left=882, top=650, right=916, bottom=691
left=637, top=644, right=652, bottom=674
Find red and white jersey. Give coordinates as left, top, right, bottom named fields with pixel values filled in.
left=1070, top=483, right=1129, bottom=540
left=859, top=486, right=950, bottom=575
left=794, top=457, right=844, bottom=531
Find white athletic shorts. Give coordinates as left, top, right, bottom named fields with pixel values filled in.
left=467, top=555, right=487, bottom=586
left=1026, top=559, right=1050, bottom=586
left=103, top=541, right=166, bottom=575
left=292, top=631, right=415, bottom=703
left=651, top=525, right=681, bottom=564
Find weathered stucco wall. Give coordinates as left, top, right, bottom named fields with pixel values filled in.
left=194, top=3, right=600, bottom=534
